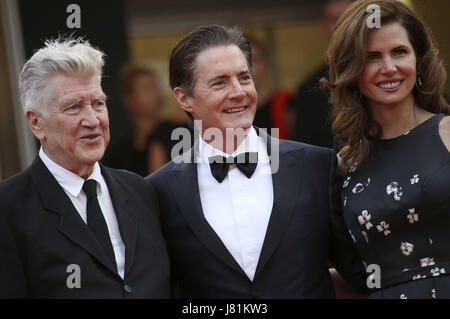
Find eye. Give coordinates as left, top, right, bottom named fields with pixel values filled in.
left=211, top=80, right=225, bottom=88
left=240, top=75, right=252, bottom=82
left=94, top=100, right=106, bottom=110
left=393, top=48, right=408, bottom=56
left=367, top=54, right=379, bottom=61
left=65, top=104, right=80, bottom=113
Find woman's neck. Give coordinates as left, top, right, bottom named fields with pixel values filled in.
left=369, top=95, right=433, bottom=139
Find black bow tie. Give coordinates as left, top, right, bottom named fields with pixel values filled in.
left=208, top=152, right=258, bottom=183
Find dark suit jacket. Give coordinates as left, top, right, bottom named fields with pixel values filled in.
left=0, top=157, right=170, bottom=298
left=147, top=129, right=366, bottom=298
left=288, top=65, right=334, bottom=148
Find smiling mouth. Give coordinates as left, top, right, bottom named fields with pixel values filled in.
left=377, top=80, right=403, bottom=89
left=81, top=134, right=101, bottom=140
left=223, top=106, right=248, bottom=114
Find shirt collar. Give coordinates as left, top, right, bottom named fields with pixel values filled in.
left=39, top=147, right=103, bottom=197
left=197, top=126, right=259, bottom=165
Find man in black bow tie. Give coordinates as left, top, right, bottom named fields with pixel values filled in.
left=147, top=25, right=366, bottom=298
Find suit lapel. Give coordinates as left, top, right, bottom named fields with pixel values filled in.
left=100, top=165, right=137, bottom=278
left=168, top=131, right=305, bottom=279
left=254, top=130, right=305, bottom=278
left=168, top=147, right=247, bottom=277
left=30, top=157, right=119, bottom=277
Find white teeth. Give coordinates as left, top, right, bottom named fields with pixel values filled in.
left=224, top=107, right=246, bottom=113
left=378, top=81, right=401, bottom=89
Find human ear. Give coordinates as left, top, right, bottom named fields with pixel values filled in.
left=26, top=109, right=46, bottom=141
left=173, top=87, right=193, bottom=113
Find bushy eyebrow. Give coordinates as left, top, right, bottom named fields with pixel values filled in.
left=367, top=45, right=410, bottom=55
left=392, top=45, right=410, bottom=51
left=59, top=97, right=82, bottom=108
left=59, top=93, right=107, bottom=108
left=94, top=94, right=107, bottom=101
left=207, top=70, right=250, bottom=85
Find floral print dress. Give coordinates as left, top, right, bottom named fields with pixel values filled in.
left=342, top=114, right=450, bottom=299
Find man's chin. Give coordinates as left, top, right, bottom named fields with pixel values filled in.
left=79, top=149, right=105, bottom=165
left=224, top=119, right=253, bottom=131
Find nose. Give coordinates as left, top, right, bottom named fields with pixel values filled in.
left=228, top=79, right=246, bottom=100
left=381, top=57, right=397, bottom=75
left=81, top=105, right=100, bottom=128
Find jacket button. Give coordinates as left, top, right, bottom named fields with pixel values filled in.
left=252, top=291, right=262, bottom=299
left=124, top=284, right=132, bottom=293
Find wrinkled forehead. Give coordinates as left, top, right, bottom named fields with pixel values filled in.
left=44, top=73, right=104, bottom=105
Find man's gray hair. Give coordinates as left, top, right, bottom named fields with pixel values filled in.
left=19, top=37, right=105, bottom=114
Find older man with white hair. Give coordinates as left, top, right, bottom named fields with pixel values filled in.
left=0, top=37, right=170, bottom=298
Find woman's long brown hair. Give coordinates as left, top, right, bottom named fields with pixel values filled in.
left=321, top=0, right=449, bottom=167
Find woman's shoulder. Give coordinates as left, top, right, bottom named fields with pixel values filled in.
left=337, top=146, right=350, bottom=177
left=438, top=115, right=450, bottom=152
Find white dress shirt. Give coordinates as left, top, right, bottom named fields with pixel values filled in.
left=196, top=127, right=274, bottom=281
left=39, top=148, right=125, bottom=279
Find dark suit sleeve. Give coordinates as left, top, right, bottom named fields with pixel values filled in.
left=147, top=177, right=180, bottom=298
left=326, top=151, right=368, bottom=294
left=0, top=197, right=28, bottom=298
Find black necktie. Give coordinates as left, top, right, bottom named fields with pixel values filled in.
left=208, top=152, right=258, bottom=183
left=83, top=179, right=116, bottom=267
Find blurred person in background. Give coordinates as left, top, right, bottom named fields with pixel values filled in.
left=287, top=0, right=353, bottom=148
left=107, top=64, right=163, bottom=176
left=248, top=36, right=292, bottom=139
left=147, top=104, right=193, bottom=174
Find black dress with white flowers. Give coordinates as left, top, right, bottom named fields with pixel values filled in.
left=342, top=113, right=450, bottom=299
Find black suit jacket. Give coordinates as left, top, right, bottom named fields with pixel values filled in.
left=0, top=157, right=170, bottom=298
left=147, top=129, right=366, bottom=298
left=288, top=65, right=334, bottom=148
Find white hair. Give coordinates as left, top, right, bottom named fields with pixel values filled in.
left=19, top=37, right=105, bottom=115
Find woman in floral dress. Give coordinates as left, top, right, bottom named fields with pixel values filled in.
left=323, top=0, right=450, bottom=298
